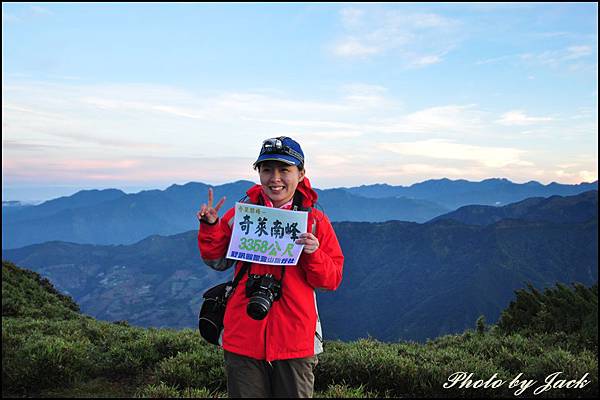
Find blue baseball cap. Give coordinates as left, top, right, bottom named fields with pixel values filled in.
left=253, top=136, right=305, bottom=168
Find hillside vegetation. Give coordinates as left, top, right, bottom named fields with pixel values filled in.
left=5, top=215, right=597, bottom=342
left=2, top=260, right=597, bottom=398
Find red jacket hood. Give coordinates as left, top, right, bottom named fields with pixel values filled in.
left=246, top=177, right=318, bottom=208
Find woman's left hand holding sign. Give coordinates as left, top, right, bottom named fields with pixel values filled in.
left=296, top=232, right=319, bottom=254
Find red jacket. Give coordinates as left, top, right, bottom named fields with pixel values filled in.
left=198, top=178, right=344, bottom=361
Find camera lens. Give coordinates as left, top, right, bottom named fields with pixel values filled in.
left=247, top=291, right=272, bottom=320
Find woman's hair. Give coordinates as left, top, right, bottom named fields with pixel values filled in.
left=255, top=162, right=304, bottom=172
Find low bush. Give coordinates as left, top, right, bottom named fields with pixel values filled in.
left=154, top=349, right=226, bottom=391
left=3, top=261, right=597, bottom=397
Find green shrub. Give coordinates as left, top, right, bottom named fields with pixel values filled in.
left=498, top=282, right=598, bottom=351
left=3, top=331, right=98, bottom=393
left=317, top=383, right=381, bottom=398
left=135, top=382, right=223, bottom=398
left=316, top=338, right=454, bottom=397
left=2, top=261, right=80, bottom=320
left=135, top=382, right=181, bottom=398
left=476, top=315, right=486, bottom=334
left=3, top=261, right=598, bottom=398
left=315, top=332, right=598, bottom=398
left=145, top=328, right=205, bottom=359
left=154, top=349, right=226, bottom=391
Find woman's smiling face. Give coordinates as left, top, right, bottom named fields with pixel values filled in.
left=258, top=160, right=305, bottom=207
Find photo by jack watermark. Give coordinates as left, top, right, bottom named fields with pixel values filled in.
left=443, top=371, right=591, bottom=396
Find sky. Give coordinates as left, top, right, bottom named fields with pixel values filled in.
left=2, top=2, right=598, bottom=202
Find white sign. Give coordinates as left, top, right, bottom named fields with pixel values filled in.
left=226, top=202, right=308, bottom=266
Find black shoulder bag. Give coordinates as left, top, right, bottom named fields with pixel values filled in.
left=198, top=262, right=250, bottom=345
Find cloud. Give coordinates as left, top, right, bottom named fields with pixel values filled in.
left=374, top=105, right=485, bottom=134
left=2, top=104, right=169, bottom=150
left=520, top=45, right=596, bottom=68
left=81, top=97, right=207, bottom=120
left=2, top=12, right=21, bottom=23
left=496, top=110, right=554, bottom=126
left=3, top=80, right=596, bottom=188
left=475, top=55, right=513, bottom=65
left=244, top=118, right=359, bottom=131
left=332, top=8, right=462, bottom=67
left=340, top=8, right=365, bottom=28
left=533, top=32, right=572, bottom=39
left=477, top=45, right=596, bottom=71
left=206, top=92, right=351, bottom=116
left=29, top=5, right=53, bottom=15
left=412, top=54, right=443, bottom=67
left=556, top=169, right=597, bottom=183
left=3, top=154, right=257, bottom=186
left=4, top=81, right=389, bottom=179
left=379, top=139, right=532, bottom=168
left=2, top=140, right=63, bottom=152
left=564, top=45, right=594, bottom=60
left=333, top=39, right=381, bottom=57
left=338, top=83, right=397, bottom=109
left=389, top=163, right=467, bottom=177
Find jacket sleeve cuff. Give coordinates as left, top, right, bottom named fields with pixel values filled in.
left=200, top=217, right=219, bottom=227
left=300, top=247, right=322, bottom=265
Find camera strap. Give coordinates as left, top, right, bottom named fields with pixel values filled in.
left=227, top=261, right=251, bottom=300
left=246, top=263, right=286, bottom=283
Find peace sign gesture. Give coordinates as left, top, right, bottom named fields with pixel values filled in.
left=197, top=188, right=226, bottom=224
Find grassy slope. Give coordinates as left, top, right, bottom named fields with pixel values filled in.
left=2, top=260, right=597, bottom=398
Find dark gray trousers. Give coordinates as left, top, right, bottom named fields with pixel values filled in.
left=224, top=350, right=318, bottom=398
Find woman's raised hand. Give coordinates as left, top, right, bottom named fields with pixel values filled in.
left=197, top=188, right=226, bottom=224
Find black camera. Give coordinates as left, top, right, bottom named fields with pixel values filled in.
left=245, top=273, right=282, bottom=320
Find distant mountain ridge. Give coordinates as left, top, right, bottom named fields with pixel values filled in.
left=2, top=181, right=250, bottom=250
left=2, top=201, right=34, bottom=207
left=4, top=191, right=597, bottom=342
left=3, top=189, right=127, bottom=222
left=431, top=190, right=598, bottom=225
left=342, top=178, right=598, bottom=209
left=3, top=178, right=596, bottom=249
left=3, top=180, right=447, bottom=249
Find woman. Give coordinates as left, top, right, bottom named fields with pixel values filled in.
left=197, top=136, right=344, bottom=398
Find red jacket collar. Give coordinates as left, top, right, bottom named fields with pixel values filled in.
left=246, top=177, right=318, bottom=208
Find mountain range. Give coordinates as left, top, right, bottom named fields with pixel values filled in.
left=431, top=189, right=598, bottom=225
left=3, top=190, right=597, bottom=342
left=342, top=178, right=597, bottom=209
left=2, top=181, right=447, bottom=249
left=3, top=178, right=596, bottom=249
